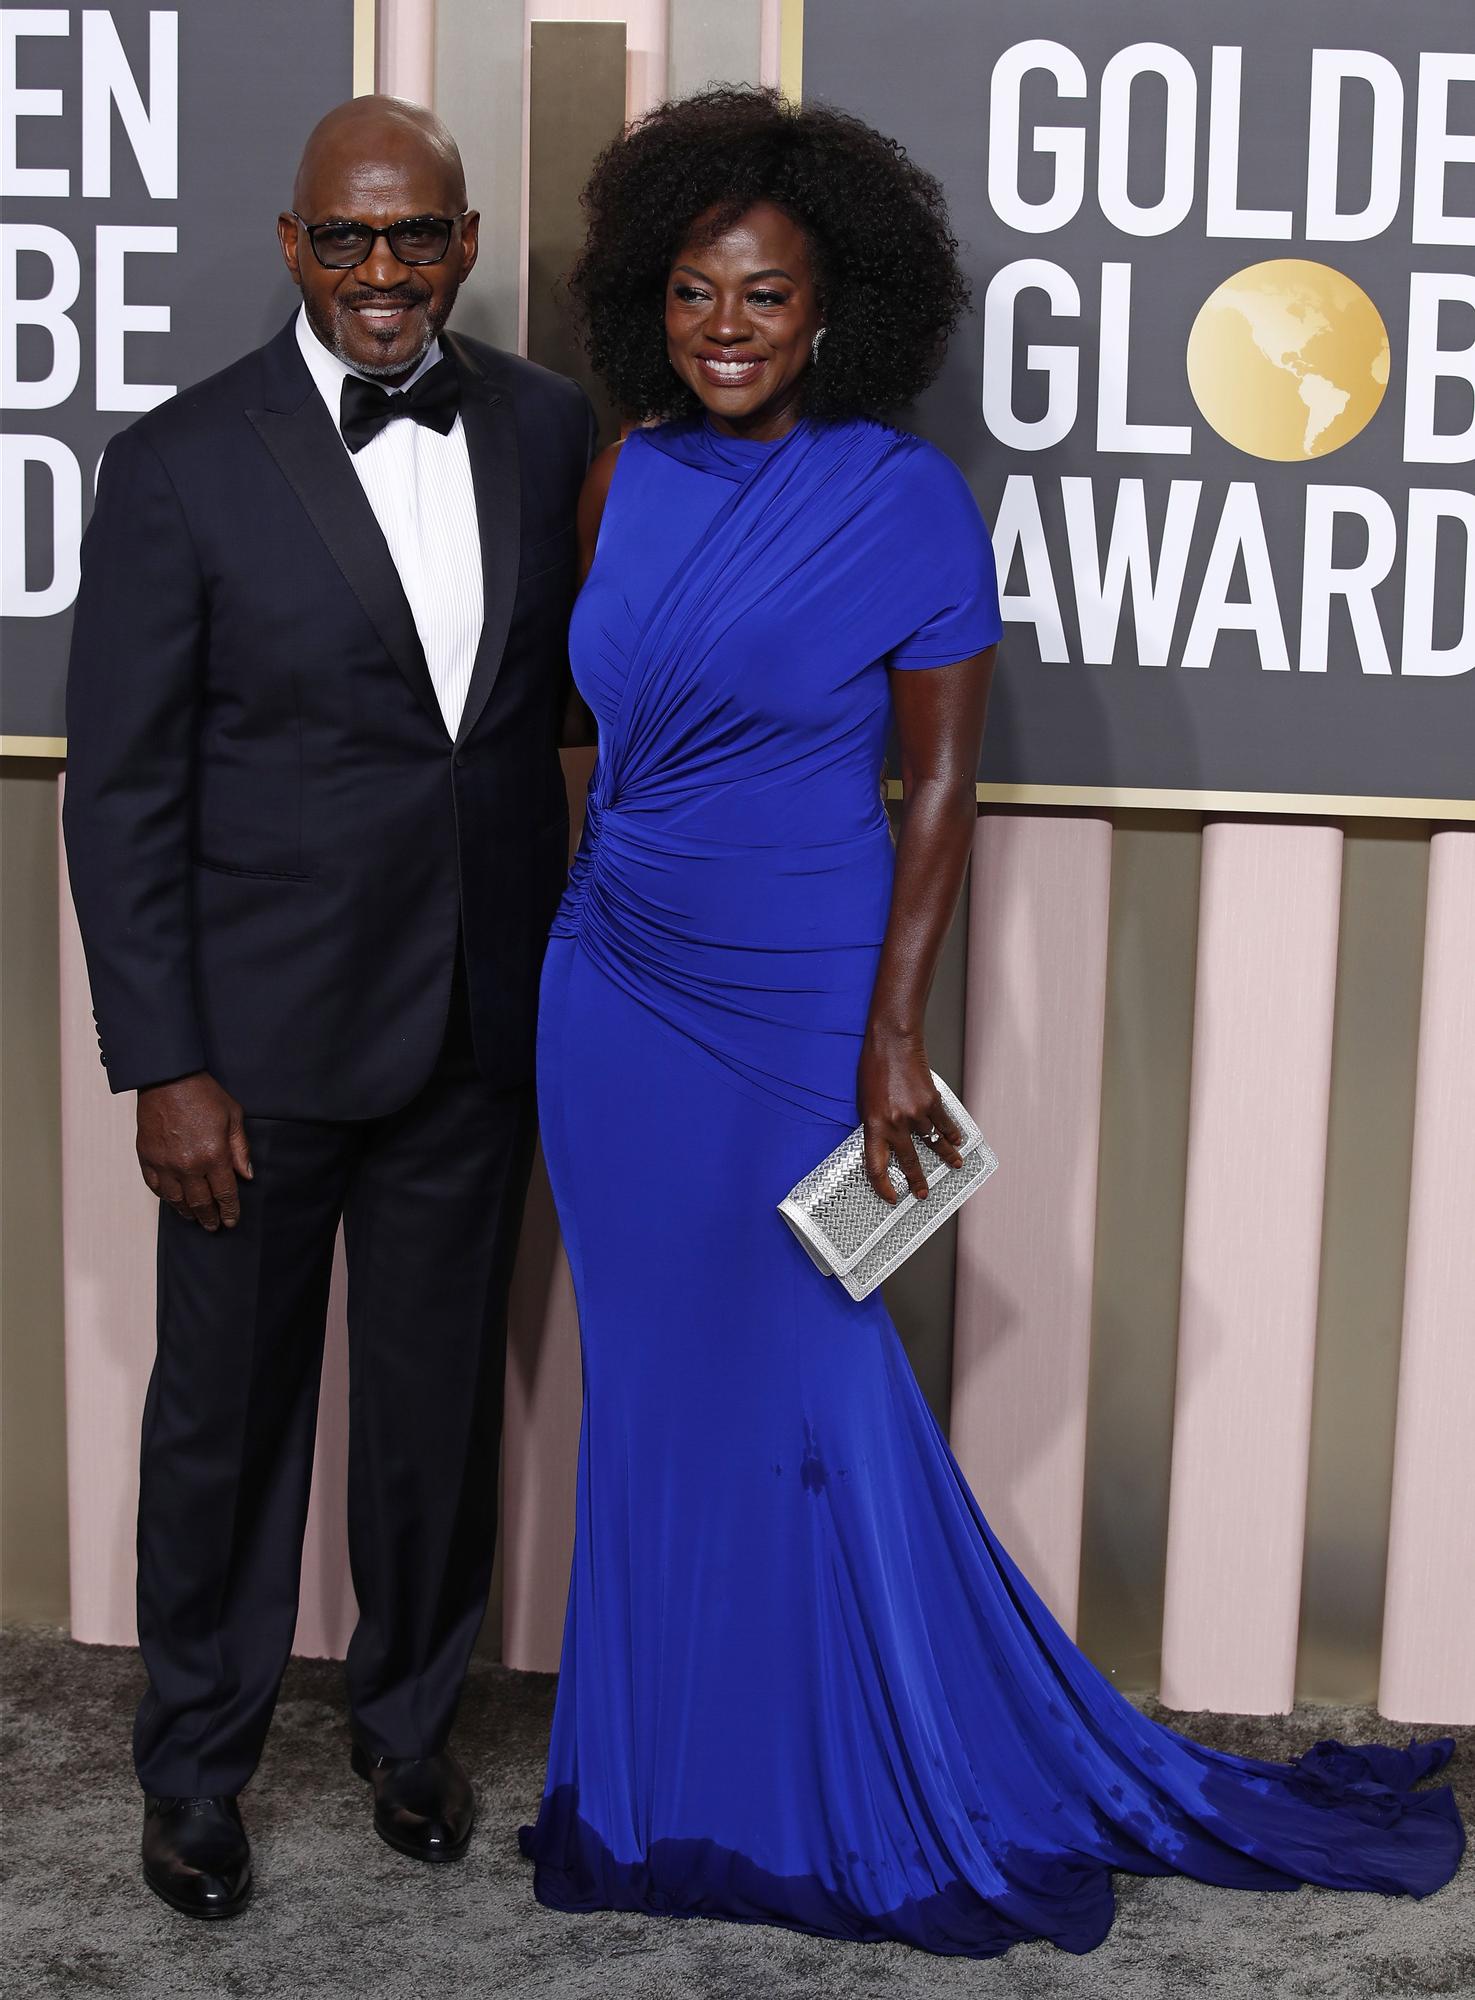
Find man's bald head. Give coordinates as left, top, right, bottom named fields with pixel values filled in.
left=279, top=96, right=478, bottom=383
left=293, top=96, right=466, bottom=216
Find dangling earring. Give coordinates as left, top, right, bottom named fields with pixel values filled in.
left=811, top=326, right=828, bottom=366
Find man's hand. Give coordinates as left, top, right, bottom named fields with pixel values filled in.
left=137, top=1073, right=252, bottom=1232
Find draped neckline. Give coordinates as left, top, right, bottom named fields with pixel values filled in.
left=639, top=412, right=810, bottom=482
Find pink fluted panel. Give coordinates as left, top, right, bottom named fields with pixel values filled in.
left=1379, top=829, right=1475, bottom=1725
left=59, top=795, right=157, bottom=1646
left=57, top=790, right=356, bottom=1655
left=1160, top=822, right=1342, bottom=1714
left=759, top=0, right=782, bottom=88
left=950, top=813, right=1112, bottom=1635
left=376, top=0, right=437, bottom=102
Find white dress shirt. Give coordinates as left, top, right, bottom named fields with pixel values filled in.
left=295, top=306, right=484, bottom=737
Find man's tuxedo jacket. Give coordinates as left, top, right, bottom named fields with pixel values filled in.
left=64, top=315, right=593, bottom=1119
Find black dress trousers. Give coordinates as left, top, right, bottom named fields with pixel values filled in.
left=132, top=959, right=536, bottom=1797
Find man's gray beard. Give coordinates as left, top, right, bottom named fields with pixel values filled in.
left=331, top=318, right=437, bottom=379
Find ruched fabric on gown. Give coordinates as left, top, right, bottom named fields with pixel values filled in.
left=519, top=415, right=1464, bottom=1957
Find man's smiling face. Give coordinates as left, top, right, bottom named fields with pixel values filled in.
left=279, top=99, right=479, bottom=384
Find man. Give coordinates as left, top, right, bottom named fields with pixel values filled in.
left=63, top=96, right=591, bottom=1918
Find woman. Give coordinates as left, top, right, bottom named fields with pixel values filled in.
left=520, top=88, right=1462, bottom=1957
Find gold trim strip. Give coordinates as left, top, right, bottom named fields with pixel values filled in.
left=353, top=0, right=377, bottom=96
left=780, top=0, right=803, bottom=101
left=3, top=735, right=1461, bottom=818
left=882, top=780, right=1474, bottom=822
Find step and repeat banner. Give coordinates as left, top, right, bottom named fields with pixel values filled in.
left=805, top=0, right=1475, bottom=814
left=1, top=1, right=366, bottom=750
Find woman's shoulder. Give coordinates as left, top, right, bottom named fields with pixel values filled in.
left=874, top=427, right=976, bottom=501
left=856, top=426, right=989, bottom=551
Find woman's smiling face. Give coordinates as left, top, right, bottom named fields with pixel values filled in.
left=664, top=202, right=824, bottom=440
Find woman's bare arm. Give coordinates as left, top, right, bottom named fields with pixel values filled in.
left=859, top=646, right=996, bottom=1202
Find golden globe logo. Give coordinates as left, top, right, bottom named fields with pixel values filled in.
left=1187, top=261, right=1390, bottom=462
left=981, top=40, right=1475, bottom=678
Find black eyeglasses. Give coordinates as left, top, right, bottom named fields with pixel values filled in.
left=292, top=210, right=467, bottom=270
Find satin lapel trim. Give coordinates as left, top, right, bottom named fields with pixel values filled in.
left=450, top=340, right=520, bottom=749
left=246, top=395, right=446, bottom=736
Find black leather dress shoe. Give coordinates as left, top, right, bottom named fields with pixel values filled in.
left=141, top=1795, right=252, bottom=1918
left=351, top=1744, right=475, bottom=1862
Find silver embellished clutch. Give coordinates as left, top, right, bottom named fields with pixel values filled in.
left=778, top=1075, right=998, bottom=1301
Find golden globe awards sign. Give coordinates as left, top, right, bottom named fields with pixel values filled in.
left=1, top=0, right=363, bottom=749
left=805, top=0, right=1475, bottom=815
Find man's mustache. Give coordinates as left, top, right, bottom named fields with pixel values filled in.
left=337, top=290, right=431, bottom=310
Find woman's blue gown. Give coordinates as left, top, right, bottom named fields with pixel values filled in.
left=519, top=415, right=1463, bottom=1958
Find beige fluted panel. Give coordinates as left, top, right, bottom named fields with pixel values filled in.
left=376, top=0, right=437, bottom=103
left=950, top=812, right=1112, bottom=1635
left=1380, top=829, right=1475, bottom=1725
left=1160, top=823, right=1342, bottom=1714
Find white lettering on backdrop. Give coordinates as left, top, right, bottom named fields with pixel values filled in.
left=981, top=38, right=1475, bottom=678
left=1, top=9, right=178, bottom=617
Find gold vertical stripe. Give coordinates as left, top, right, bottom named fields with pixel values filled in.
left=1296, top=825, right=1430, bottom=1702
left=352, top=0, right=377, bottom=95
left=1076, top=813, right=1202, bottom=1689
left=780, top=0, right=804, bottom=99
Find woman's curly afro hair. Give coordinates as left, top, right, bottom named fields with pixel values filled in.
left=567, top=86, right=970, bottom=424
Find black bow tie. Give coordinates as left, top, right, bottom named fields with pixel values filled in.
left=339, top=356, right=460, bottom=453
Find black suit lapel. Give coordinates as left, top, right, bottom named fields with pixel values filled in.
left=246, top=321, right=446, bottom=736
left=446, top=335, right=521, bottom=749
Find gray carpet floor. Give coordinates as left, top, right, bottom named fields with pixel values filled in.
left=2, top=1625, right=1470, bottom=2000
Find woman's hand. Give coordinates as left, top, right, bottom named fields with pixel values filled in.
left=858, top=1025, right=965, bottom=1205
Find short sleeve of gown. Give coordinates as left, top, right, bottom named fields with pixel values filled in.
left=887, top=446, right=1004, bottom=670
